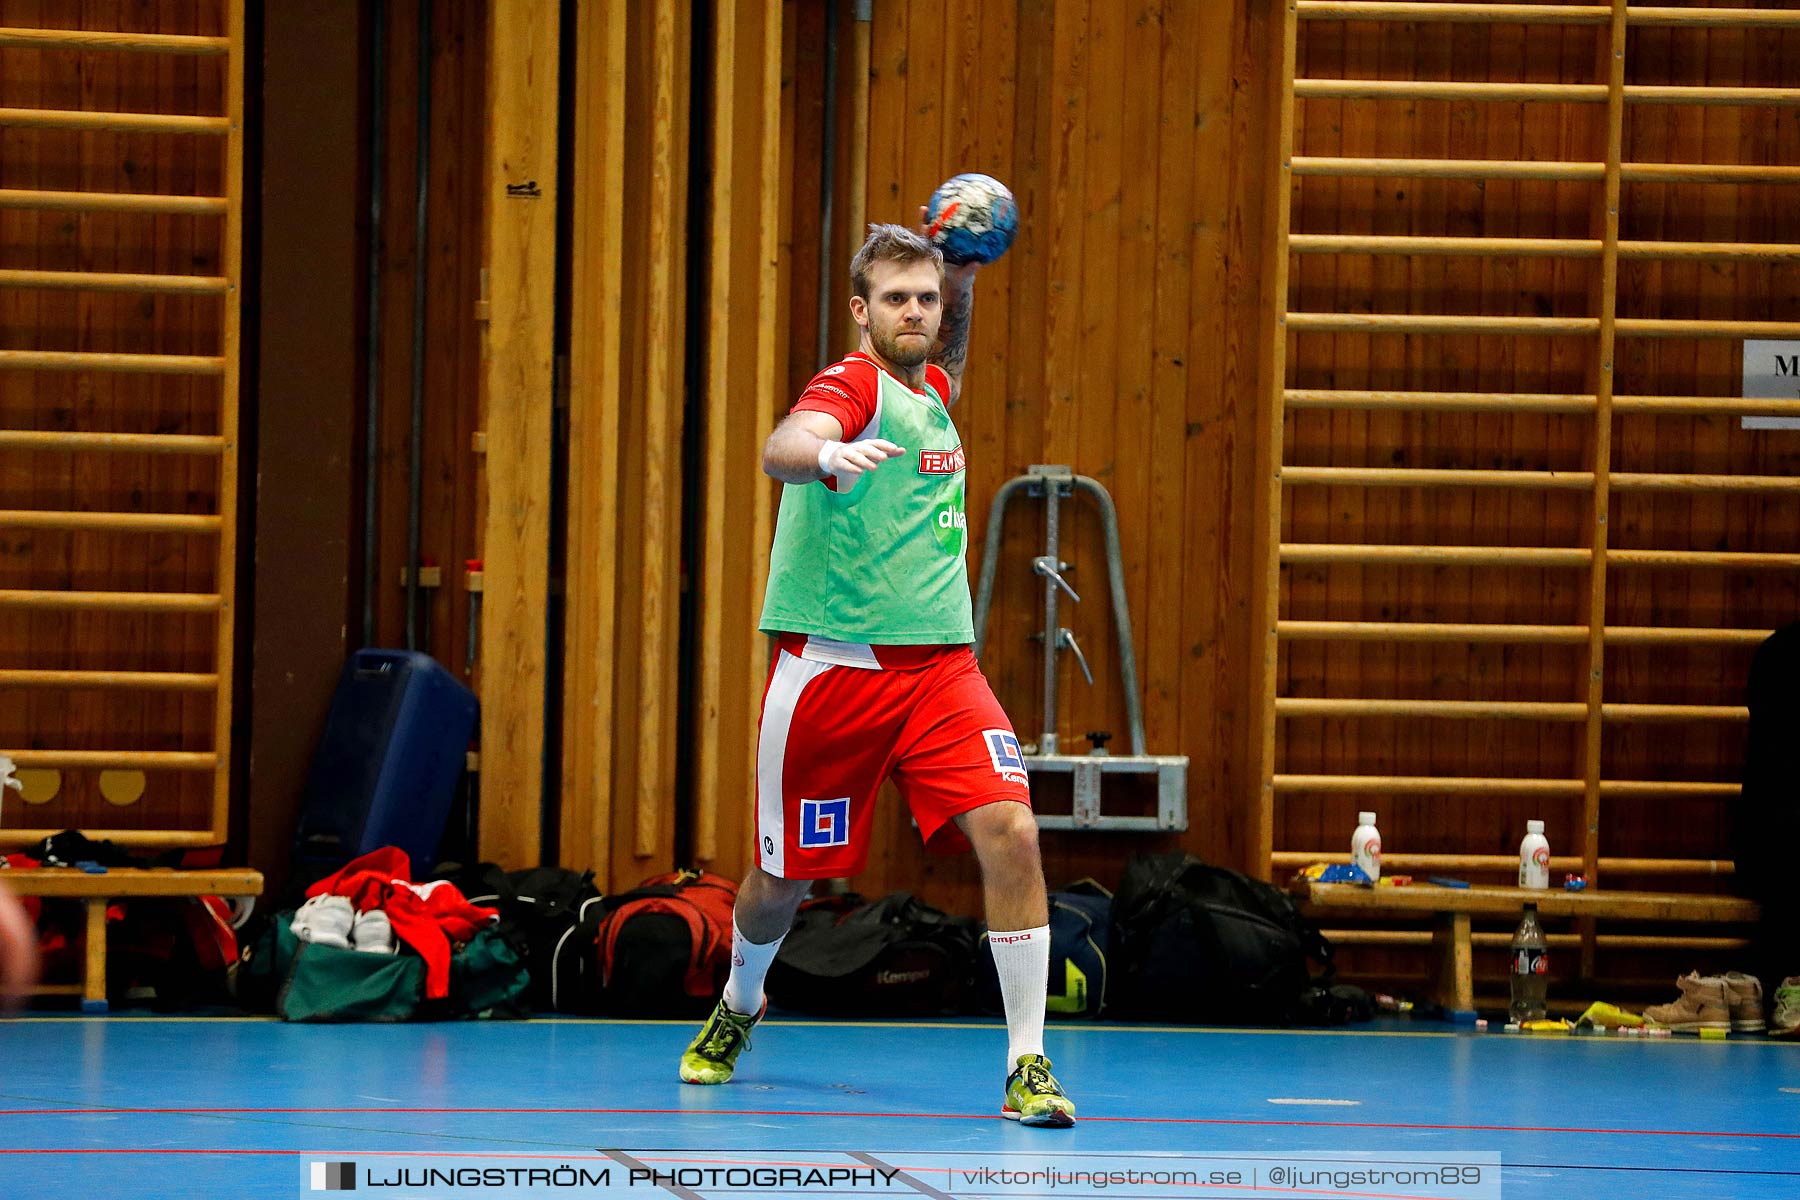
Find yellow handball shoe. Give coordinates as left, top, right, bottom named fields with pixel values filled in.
left=1002, top=1053, right=1076, bottom=1127
left=679, top=997, right=765, bottom=1085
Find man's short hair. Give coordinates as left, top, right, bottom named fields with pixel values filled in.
left=850, top=223, right=944, bottom=300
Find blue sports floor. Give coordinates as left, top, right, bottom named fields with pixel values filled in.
left=0, top=1014, right=1795, bottom=1199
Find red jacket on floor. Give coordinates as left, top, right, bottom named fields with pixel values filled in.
left=306, top=847, right=497, bottom=999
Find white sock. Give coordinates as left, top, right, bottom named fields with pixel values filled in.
left=987, top=925, right=1050, bottom=1070
left=721, top=920, right=784, bottom=1017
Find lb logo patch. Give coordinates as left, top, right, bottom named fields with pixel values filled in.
left=984, top=730, right=1028, bottom=784
left=799, top=797, right=851, bottom=848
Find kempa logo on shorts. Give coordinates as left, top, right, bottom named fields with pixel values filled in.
left=918, top=445, right=965, bottom=474
left=984, top=729, right=1028, bottom=783
left=798, top=797, right=851, bottom=848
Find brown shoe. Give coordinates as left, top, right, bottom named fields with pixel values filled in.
left=1643, top=972, right=1730, bottom=1034
left=1723, top=972, right=1765, bottom=1033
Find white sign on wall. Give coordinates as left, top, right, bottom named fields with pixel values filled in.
left=1742, top=339, right=1800, bottom=430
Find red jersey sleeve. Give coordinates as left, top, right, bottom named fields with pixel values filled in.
left=924, top=363, right=952, bottom=406
left=792, top=356, right=880, bottom=439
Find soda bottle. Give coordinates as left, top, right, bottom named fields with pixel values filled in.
left=1509, top=902, right=1548, bottom=1022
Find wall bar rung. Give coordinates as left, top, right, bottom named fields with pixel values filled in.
left=1605, top=626, right=1771, bottom=646
left=0, top=589, right=221, bottom=613
left=1284, top=389, right=1596, bottom=413
left=1275, top=851, right=1735, bottom=876
left=1282, top=466, right=1594, bottom=489
left=1323, top=932, right=1749, bottom=952
left=1275, top=775, right=1741, bottom=798
left=1292, top=156, right=1604, bottom=181
left=1296, top=2, right=1610, bottom=24
left=1600, top=780, right=1740, bottom=798
left=0, top=509, right=221, bottom=534
left=1276, top=852, right=1568, bottom=872
left=1616, top=319, right=1800, bottom=339
left=0, top=268, right=229, bottom=294
left=0, top=188, right=226, bottom=214
left=1289, top=234, right=1601, bottom=257
left=1277, top=698, right=1590, bottom=721
left=0, top=350, right=226, bottom=375
left=0, top=26, right=231, bottom=53
left=0, top=670, right=219, bottom=691
left=1626, top=85, right=1800, bottom=108
left=0, top=829, right=219, bottom=848
left=1287, top=313, right=1599, bottom=335
left=0, top=431, right=225, bottom=454
left=1609, top=549, right=1800, bottom=569
left=1602, top=703, right=1750, bottom=723
left=1629, top=6, right=1800, bottom=29
left=1622, top=162, right=1800, bottom=184
left=1611, top=472, right=1800, bottom=494
left=1279, top=620, right=1588, bottom=644
left=1615, top=395, right=1800, bottom=416
left=1274, top=774, right=1585, bottom=796
left=0, top=107, right=229, bottom=134
left=0, top=750, right=216, bottom=770
left=1295, top=79, right=1607, bottom=103
left=1618, top=240, right=1800, bottom=263
left=1281, top=543, right=1592, bottom=567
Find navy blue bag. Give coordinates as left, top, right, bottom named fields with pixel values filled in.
left=292, top=650, right=478, bottom=885
left=1045, top=882, right=1111, bottom=1017
left=972, top=880, right=1112, bottom=1018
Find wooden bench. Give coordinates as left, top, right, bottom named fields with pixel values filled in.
left=1294, top=881, right=1761, bottom=1015
left=4, top=868, right=264, bottom=1012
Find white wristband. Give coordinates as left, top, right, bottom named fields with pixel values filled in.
left=817, top=439, right=843, bottom=477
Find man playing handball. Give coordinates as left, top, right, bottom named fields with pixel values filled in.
left=677, top=220, right=1075, bottom=1128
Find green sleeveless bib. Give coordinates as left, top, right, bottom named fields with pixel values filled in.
left=759, top=365, right=972, bottom=644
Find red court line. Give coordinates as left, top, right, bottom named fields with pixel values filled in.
left=0, top=1105, right=1794, bottom=1141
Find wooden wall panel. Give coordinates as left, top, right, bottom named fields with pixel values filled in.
left=477, top=0, right=558, bottom=868
left=562, top=0, right=629, bottom=885
left=247, top=0, right=363, bottom=898
left=561, top=0, right=690, bottom=890
left=692, top=0, right=783, bottom=874
left=739, top=0, right=1282, bottom=915
left=369, top=0, right=489, bottom=684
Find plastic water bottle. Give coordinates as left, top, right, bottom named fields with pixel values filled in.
left=1509, top=903, right=1548, bottom=1022
left=1351, top=811, right=1381, bottom=882
left=1518, top=819, right=1550, bottom=889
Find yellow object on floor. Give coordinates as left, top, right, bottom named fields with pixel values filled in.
left=1577, top=1001, right=1645, bottom=1029
left=1522, top=1019, right=1574, bottom=1033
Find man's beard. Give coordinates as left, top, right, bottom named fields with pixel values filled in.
left=872, top=323, right=932, bottom=368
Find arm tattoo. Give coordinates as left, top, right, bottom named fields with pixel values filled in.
left=932, top=276, right=974, bottom=406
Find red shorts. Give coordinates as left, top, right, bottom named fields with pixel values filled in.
left=755, top=634, right=1032, bottom=879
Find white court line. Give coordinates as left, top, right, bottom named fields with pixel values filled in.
left=1267, top=1097, right=1363, bottom=1106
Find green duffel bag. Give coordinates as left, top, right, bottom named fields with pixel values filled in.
left=278, top=937, right=427, bottom=1023
left=250, top=908, right=527, bottom=1022
left=437, top=928, right=531, bottom=1019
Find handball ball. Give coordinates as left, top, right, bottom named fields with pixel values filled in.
left=924, top=173, right=1018, bottom=265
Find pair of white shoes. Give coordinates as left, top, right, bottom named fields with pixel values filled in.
left=290, top=895, right=397, bottom=954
